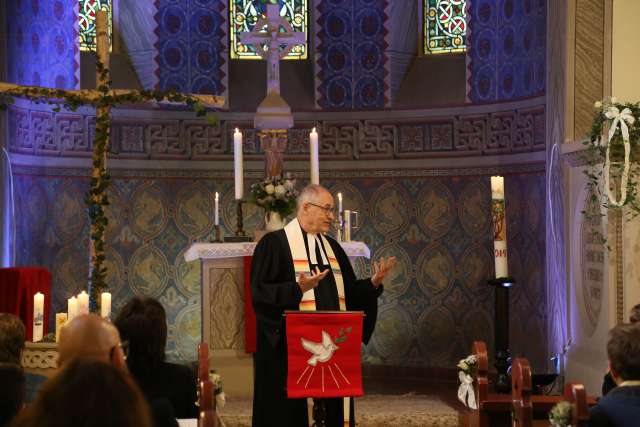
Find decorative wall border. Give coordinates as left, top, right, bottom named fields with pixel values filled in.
left=7, top=97, right=545, bottom=161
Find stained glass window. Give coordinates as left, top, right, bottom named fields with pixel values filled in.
left=230, top=0, right=307, bottom=60
left=79, top=0, right=112, bottom=52
left=424, top=0, right=467, bottom=54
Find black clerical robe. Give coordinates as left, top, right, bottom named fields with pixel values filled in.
left=250, top=228, right=383, bottom=427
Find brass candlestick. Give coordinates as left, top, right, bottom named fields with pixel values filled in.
left=224, top=199, right=253, bottom=242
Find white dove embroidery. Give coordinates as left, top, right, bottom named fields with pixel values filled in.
left=301, top=331, right=339, bottom=366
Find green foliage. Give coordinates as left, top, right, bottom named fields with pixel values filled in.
left=583, top=98, right=640, bottom=244
left=0, top=56, right=219, bottom=311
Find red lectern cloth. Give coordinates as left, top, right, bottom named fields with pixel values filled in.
left=243, top=256, right=257, bottom=353
left=286, top=312, right=364, bottom=398
left=0, top=267, right=51, bottom=341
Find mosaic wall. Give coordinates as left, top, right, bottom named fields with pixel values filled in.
left=7, top=0, right=79, bottom=89
left=315, top=0, right=390, bottom=109
left=467, top=0, right=546, bottom=102
left=13, top=171, right=546, bottom=369
left=155, top=0, right=227, bottom=97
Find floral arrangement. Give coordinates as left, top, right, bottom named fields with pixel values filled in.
left=209, top=370, right=226, bottom=411
left=457, top=354, right=477, bottom=409
left=548, top=401, right=571, bottom=427
left=250, top=174, right=298, bottom=218
left=584, top=97, right=640, bottom=241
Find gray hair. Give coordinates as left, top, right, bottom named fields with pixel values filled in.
left=297, top=184, right=328, bottom=212
left=630, top=304, right=640, bottom=323
left=0, top=313, right=25, bottom=364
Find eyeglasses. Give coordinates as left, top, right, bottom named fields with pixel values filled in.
left=110, top=340, right=129, bottom=361
left=307, top=202, right=336, bottom=216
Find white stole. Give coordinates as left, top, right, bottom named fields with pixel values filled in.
left=283, top=218, right=350, bottom=425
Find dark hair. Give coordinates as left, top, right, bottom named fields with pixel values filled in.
left=0, top=363, right=25, bottom=427
left=608, top=323, right=640, bottom=381
left=10, top=359, right=151, bottom=427
left=114, top=297, right=167, bottom=373
left=630, top=304, right=640, bottom=323
left=0, top=314, right=25, bottom=365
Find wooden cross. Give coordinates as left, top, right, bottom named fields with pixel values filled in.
left=239, top=4, right=305, bottom=96
left=0, top=11, right=223, bottom=307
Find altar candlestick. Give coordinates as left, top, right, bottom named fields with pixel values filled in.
left=78, top=291, right=89, bottom=315
left=310, top=128, right=319, bottom=185
left=214, top=192, right=219, bottom=226
left=337, top=192, right=343, bottom=215
left=234, top=129, right=243, bottom=199
left=490, top=176, right=508, bottom=278
left=55, top=313, right=67, bottom=342
left=33, top=292, right=44, bottom=342
left=68, top=297, right=78, bottom=321
left=101, top=292, right=111, bottom=319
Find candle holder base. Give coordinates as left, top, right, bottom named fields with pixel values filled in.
left=209, top=225, right=223, bottom=243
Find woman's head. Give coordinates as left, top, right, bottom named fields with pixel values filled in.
left=11, top=359, right=151, bottom=427
left=114, top=297, right=168, bottom=372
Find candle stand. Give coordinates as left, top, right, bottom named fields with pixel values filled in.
left=224, top=200, right=252, bottom=242
left=488, top=277, right=516, bottom=393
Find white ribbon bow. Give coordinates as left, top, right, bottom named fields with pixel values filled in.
left=457, top=371, right=477, bottom=409
left=602, top=106, right=635, bottom=207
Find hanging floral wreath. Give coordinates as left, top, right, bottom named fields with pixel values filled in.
left=583, top=97, right=640, bottom=240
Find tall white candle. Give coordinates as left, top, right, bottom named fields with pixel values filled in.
left=234, top=129, right=243, bottom=200
left=214, top=192, right=219, bottom=226
left=310, top=127, right=319, bottom=185
left=78, top=291, right=89, bottom=315
left=490, top=176, right=508, bottom=278
left=67, top=296, right=78, bottom=321
left=101, top=292, right=112, bottom=319
left=337, top=192, right=343, bottom=215
left=33, top=292, right=44, bottom=342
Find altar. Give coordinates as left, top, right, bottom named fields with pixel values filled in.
left=184, top=240, right=371, bottom=397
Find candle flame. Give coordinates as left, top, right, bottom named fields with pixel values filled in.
left=312, top=127, right=316, bottom=133
left=235, top=128, right=240, bottom=133
left=215, top=192, right=219, bottom=200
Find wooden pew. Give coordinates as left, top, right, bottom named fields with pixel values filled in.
left=564, top=383, right=589, bottom=426
left=468, top=342, right=596, bottom=427
left=512, top=357, right=533, bottom=427
left=197, top=342, right=217, bottom=427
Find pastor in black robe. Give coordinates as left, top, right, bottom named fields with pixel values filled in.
left=250, top=228, right=383, bottom=427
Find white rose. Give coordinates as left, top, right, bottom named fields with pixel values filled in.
left=611, top=96, right=617, bottom=104
left=275, top=185, right=286, bottom=197
left=594, top=101, right=602, bottom=108
left=284, top=179, right=293, bottom=189
left=265, top=184, right=275, bottom=194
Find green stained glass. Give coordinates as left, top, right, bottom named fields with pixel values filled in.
left=230, top=0, right=307, bottom=60
left=424, top=0, right=467, bottom=54
left=79, top=0, right=112, bottom=52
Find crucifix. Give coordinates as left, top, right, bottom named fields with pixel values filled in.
left=0, top=10, right=223, bottom=308
left=239, top=3, right=305, bottom=177
left=240, top=3, right=306, bottom=96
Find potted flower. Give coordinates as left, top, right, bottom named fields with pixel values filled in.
left=250, top=174, right=299, bottom=231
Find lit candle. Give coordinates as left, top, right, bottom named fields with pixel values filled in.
left=55, top=313, right=67, bottom=342
left=310, top=128, right=319, bottom=185
left=490, top=176, right=508, bottom=278
left=67, top=296, right=78, bottom=321
left=214, top=192, right=219, bottom=226
left=234, top=128, right=243, bottom=200
left=33, top=292, right=44, bottom=342
left=77, top=291, right=89, bottom=315
left=101, top=292, right=111, bottom=319
left=337, top=192, right=343, bottom=215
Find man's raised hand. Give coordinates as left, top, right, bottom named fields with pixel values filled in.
left=298, top=268, right=330, bottom=293
left=371, top=256, right=398, bottom=288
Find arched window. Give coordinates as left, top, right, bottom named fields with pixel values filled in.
left=79, top=0, right=112, bottom=52
left=423, top=0, right=467, bottom=54
left=230, top=0, right=308, bottom=60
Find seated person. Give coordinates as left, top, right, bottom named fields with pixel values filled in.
left=590, top=323, right=640, bottom=427
left=114, top=297, right=198, bottom=419
left=10, top=359, right=151, bottom=427
left=602, top=304, right=640, bottom=396
left=0, top=313, right=41, bottom=405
